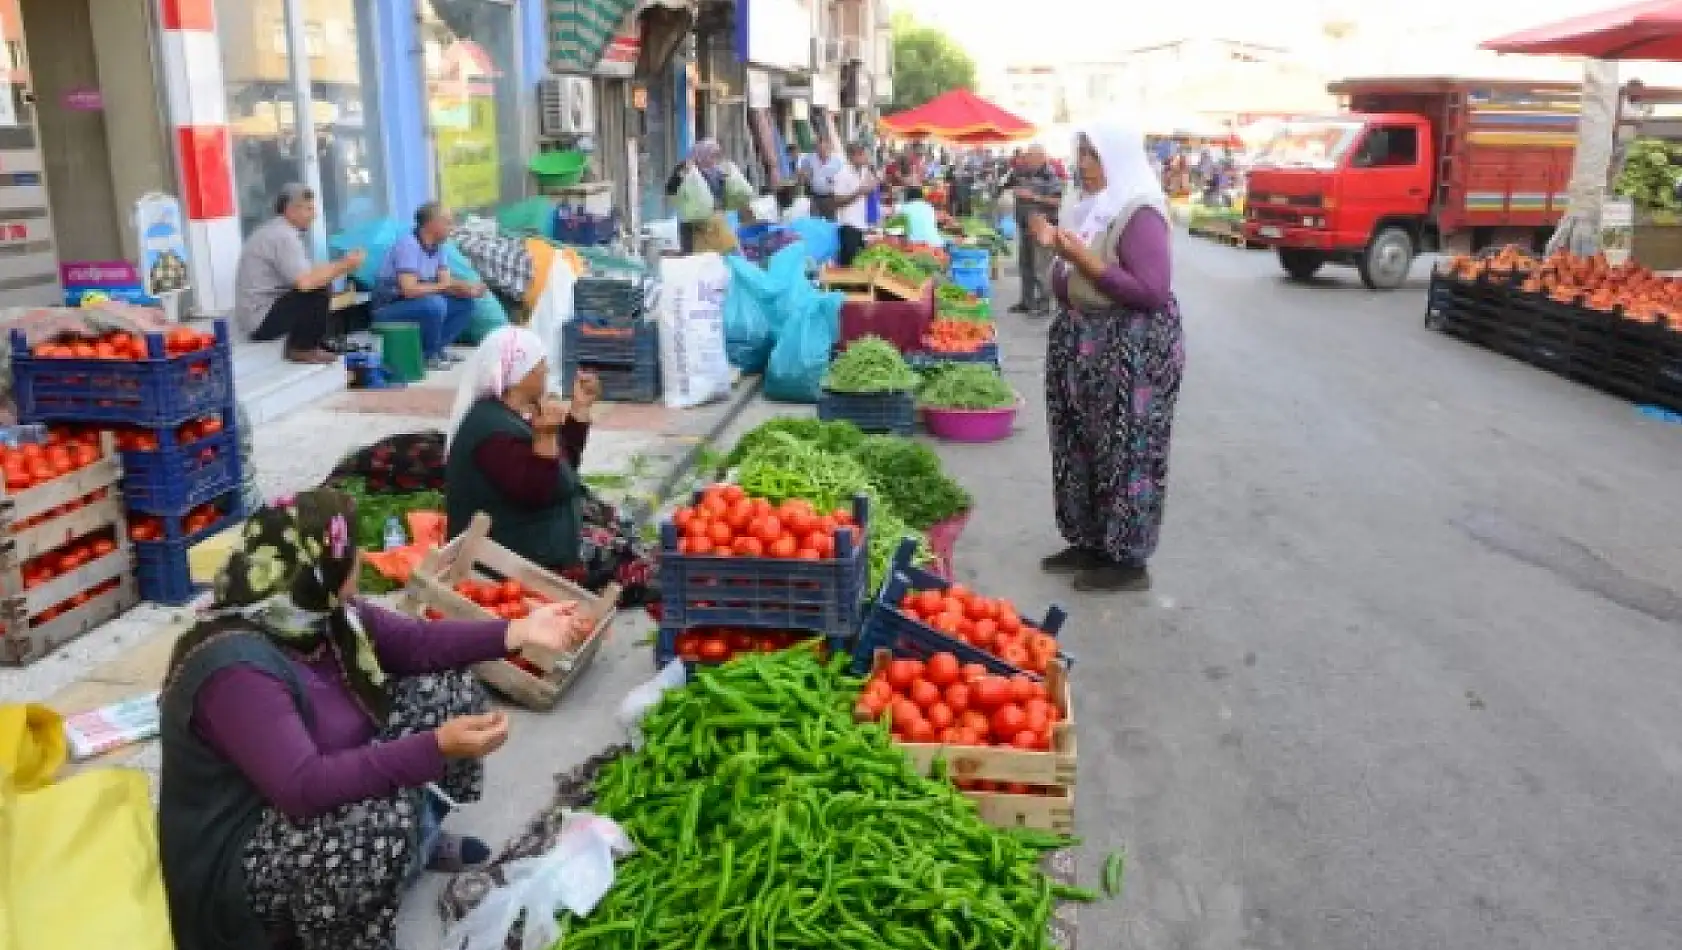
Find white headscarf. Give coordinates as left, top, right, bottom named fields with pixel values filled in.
left=446, top=326, right=548, bottom=444
left=1061, top=120, right=1169, bottom=245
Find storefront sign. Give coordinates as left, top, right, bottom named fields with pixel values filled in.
left=60, top=260, right=154, bottom=307
left=133, top=194, right=190, bottom=298
left=812, top=74, right=837, bottom=108
left=738, top=0, right=813, bottom=73
left=747, top=70, right=772, bottom=110
left=436, top=96, right=502, bottom=211
left=62, top=87, right=103, bottom=111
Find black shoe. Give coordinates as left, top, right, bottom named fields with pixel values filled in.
left=1072, top=561, right=1152, bottom=592
left=1040, top=547, right=1104, bottom=575
left=426, top=832, right=492, bottom=873
left=1008, top=303, right=1032, bottom=314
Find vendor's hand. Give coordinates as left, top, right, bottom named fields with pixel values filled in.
left=435, top=712, right=509, bottom=760
left=571, top=370, right=601, bottom=416
left=342, top=249, right=366, bottom=272
left=507, top=603, right=589, bottom=655
left=1050, top=228, right=1082, bottom=257
left=1028, top=213, right=1056, bottom=248
left=532, top=395, right=568, bottom=432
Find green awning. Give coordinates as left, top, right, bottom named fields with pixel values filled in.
left=548, top=0, right=640, bottom=73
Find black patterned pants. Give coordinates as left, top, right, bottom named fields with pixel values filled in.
left=241, top=669, right=488, bottom=950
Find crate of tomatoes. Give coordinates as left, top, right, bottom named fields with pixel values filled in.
left=1, top=429, right=124, bottom=558
left=1, top=523, right=136, bottom=666
left=111, top=411, right=240, bottom=514
left=129, top=493, right=242, bottom=604
left=856, top=648, right=1076, bottom=834
left=400, top=511, right=618, bottom=711
left=658, top=486, right=870, bottom=640
left=10, top=321, right=232, bottom=426
left=656, top=626, right=840, bottom=671
left=852, top=539, right=1071, bottom=680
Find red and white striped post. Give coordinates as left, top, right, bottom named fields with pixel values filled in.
left=157, top=0, right=240, bottom=317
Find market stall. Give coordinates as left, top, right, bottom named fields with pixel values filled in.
left=878, top=89, right=1037, bottom=145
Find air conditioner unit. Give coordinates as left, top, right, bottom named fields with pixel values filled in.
left=811, top=37, right=847, bottom=70
left=538, top=75, right=596, bottom=138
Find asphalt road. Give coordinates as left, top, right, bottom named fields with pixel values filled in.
left=963, top=236, right=1682, bottom=950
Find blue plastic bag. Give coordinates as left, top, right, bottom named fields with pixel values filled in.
left=996, top=215, right=1018, bottom=241
left=328, top=218, right=404, bottom=290
left=722, top=241, right=807, bottom=372
left=443, top=242, right=510, bottom=345
left=764, top=286, right=842, bottom=404
left=788, top=217, right=840, bottom=265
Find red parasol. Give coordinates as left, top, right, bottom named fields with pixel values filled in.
left=1480, top=0, right=1682, bottom=60
left=879, top=89, right=1036, bottom=143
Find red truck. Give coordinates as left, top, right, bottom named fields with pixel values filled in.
left=1243, top=78, right=1583, bottom=289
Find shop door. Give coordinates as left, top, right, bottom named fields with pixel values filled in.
left=0, top=0, right=61, bottom=306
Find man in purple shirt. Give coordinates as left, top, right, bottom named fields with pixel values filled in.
left=372, top=202, right=486, bottom=369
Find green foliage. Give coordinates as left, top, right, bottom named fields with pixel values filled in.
left=890, top=14, right=977, bottom=112
left=1616, top=138, right=1682, bottom=214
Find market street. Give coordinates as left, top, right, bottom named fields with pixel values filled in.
left=956, top=235, right=1682, bottom=950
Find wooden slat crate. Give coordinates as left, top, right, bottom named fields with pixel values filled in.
left=867, top=649, right=1077, bottom=788
left=399, top=512, right=618, bottom=711
left=964, top=786, right=1076, bottom=835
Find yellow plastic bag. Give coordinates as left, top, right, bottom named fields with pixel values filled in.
left=0, top=703, right=173, bottom=950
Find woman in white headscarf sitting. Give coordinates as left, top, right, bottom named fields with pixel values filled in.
left=443, top=326, right=600, bottom=572
left=1028, top=119, right=1187, bottom=593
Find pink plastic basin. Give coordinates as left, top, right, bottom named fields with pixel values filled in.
left=923, top=400, right=1019, bottom=442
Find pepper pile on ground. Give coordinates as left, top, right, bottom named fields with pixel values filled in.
left=563, top=647, right=1101, bottom=949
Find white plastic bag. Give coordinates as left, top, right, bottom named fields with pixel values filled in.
left=723, top=162, right=756, bottom=210
left=675, top=166, right=715, bottom=223
left=442, top=811, right=635, bottom=950
left=616, top=658, right=688, bottom=746
left=529, top=262, right=576, bottom=394
left=656, top=254, right=733, bottom=409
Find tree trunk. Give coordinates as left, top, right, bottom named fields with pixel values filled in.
left=1546, top=60, right=1619, bottom=257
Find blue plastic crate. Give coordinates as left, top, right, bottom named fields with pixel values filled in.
left=573, top=276, right=646, bottom=319
left=948, top=264, right=991, bottom=299
left=817, top=388, right=916, bottom=434
left=554, top=211, right=618, bottom=246
left=564, top=360, right=660, bottom=403
left=850, top=538, right=1072, bottom=679
left=653, top=627, right=850, bottom=672
left=658, top=493, right=871, bottom=639
left=562, top=320, right=658, bottom=365
left=132, top=495, right=243, bottom=605
left=907, top=340, right=1002, bottom=369
left=948, top=247, right=990, bottom=270
left=11, top=321, right=234, bottom=426
left=120, top=421, right=241, bottom=514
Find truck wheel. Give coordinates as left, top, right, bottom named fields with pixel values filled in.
left=1358, top=227, right=1414, bottom=290
left=1278, top=248, right=1324, bottom=281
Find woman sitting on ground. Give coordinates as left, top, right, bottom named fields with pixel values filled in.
left=444, top=326, right=600, bottom=577
left=158, top=488, right=585, bottom=950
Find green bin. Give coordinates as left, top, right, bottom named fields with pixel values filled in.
left=372, top=322, right=426, bottom=382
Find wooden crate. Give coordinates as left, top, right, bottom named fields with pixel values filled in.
left=399, top=512, right=618, bottom=711
left=964, top=786, right=1076, bottom=835
left=874, top=272, right=934, bottom=304
left=868, top=649, right=1077, bottom=787
left=0, top=549, right=138, bottom=665
left=819, top=262, right=881, bottom=294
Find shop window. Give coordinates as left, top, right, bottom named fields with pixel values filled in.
left=419, top=0, right=522, bottom=216
left=219, top=0, right=387, bottom=239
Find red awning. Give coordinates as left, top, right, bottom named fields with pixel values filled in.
left=1481, top=0, right=1682, bottom=60
left=879, top=89, right=1036, bottom=144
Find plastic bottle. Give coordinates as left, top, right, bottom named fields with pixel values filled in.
left=0, top=424, right=49, bottom=449
left=383, top=515, right=408, bottom=551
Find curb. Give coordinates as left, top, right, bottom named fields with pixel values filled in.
left=620, top=375, right=765, bottom=526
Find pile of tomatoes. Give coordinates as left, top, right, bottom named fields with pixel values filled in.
left=0, top=427, right=107, bottom=493
left=9, top=487, right=112, bottom=533
left=127, top=501, right=223, bottom=543
left=857, top=652, right=1062, bottom=754
left=924, top=319, right=995, bottom=355
left=670, top=483, right=856, bottom=560
left=894, top=585, right=1062, bottom=676
left=29, top=327, right=216, bottom=360
left=671, top=627, right=816, bottom=664
left=21, top=528, right=120, bottom=593
left=449, top=578, right=582, bottom=624
left=23, top=577, right=126, bottom=626
left=108, top=414, right=225, bottom=453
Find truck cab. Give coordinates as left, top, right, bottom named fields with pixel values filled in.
left=1244, top=114, right=1435, bottom=289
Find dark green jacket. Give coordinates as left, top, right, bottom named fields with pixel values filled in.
left=158, top=625, right=306, bottom=950
left=446, top=397, right=583, bottom=567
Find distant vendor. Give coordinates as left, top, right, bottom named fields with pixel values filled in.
left=371, top=203, right=484, bottom=370
left=232, top=183, right=364, bottom=365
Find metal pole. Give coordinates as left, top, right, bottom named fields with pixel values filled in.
left=282, top=0, right=329, bottom=261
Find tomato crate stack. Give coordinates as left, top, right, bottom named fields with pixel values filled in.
left=11, top=321, right=242, bottom=605
left=858, top=648, right=1078, bottom=835
left=399, top=512, right=618, bottom=711
left=0, top=430, right=138, bottom=665
left=852, top=539, right=1073, bottom=680
left=655, top=491, right=871, bottom=670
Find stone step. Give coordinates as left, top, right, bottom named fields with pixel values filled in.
left=233, top=342, right=347, bottom=426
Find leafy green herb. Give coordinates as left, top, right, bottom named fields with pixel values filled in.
left=822, top=335, right=921, bottom=394
left=851, top=434, right=970, bottom=530
left=918, top=364, right=1017, bottom=410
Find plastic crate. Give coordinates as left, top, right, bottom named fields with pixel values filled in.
left=907, top=340, right=1002, bottom=369
left=555, top=211, right=618, bottom=246
left=948, top=247, right=991, bottom=270
left=817, top=388, right=916, bottom=434
left=573, top=277, right=646, bottom=321
left=851, top=538, right=1071, bottom=678
left=563, top=360, right=660, bottom=403
left=11, top=322, right=234, bottom=426
left=657, top=493, right=871, bottom=639
left=120, top=423, right=241, bottom=514
left=948, top=264, right=991, bottom=299
left=653, top=627, right=848, bottom=672
left=562, top=320, right=658, bottom=365
left=132, top=495, right=243, bottom=605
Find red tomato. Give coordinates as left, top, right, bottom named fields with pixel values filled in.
left=1011, top=730, right=1040, bottom=750
left=675, top=633, right=702, bottom=661
left=689, top=536, right=714, bottom=555
left=885, top=659, right=923, bottom=691
left=971, top=619, right=998, bottom=648
left=499, top=580, right=523, bottom=603
left=768, top=536, right=797, bottom=558
left=909, top=679, right=942, bottom=709
left=997, top=609, right=1022, bottom=635
left=708, top=522, right=734, bottom=547
left=795, top=548, right=821, bottom=560
left=889, top=697, right=922, bottom=727
left=725, top=499, right=753, bottom=531
left=972, top=676, right=1011, bottom=711
left=991, top=704, right=1027, bottom=741
left=1000, top=642, right=1031, bottom=669
left=944, top=682, right=971, bottom=714
left=960, top=710, right=991, bottom=735
left=857, top=693, right=887, bottom=719
left=720, top=484, right=746, bottom=503
left=698, top=637, right=730, bottom=662
left=865, top=678, right=893, bottom=702
left=754, top=516, right=782, bottom=545
left=925, top=652, right=960, bottom=687
left=960, top=662, right=988, bottom=684
left=734, top=536, right=764, bottom=557
left=907, top=719, right=936, bottom=743
left=926, top=702, right=954, bottom=730
left=1009, top=677, right=1038, bottom=704
left=673, top=507, right=695, bottom=531
left=727, top=630, right=755, bottom=653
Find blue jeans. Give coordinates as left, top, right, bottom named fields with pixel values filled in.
left=373, top=294, right=475, bottom=359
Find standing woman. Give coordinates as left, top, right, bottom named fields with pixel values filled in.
left=665, top=139, right=726, bottom=253
left=1030, top=120, right=1186, bottom=592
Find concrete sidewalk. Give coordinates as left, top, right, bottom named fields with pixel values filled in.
left=0, top=367, right=768, bottom=793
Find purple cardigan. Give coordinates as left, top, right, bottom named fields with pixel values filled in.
left=1053, top=208, right=1173, bottom=312
left=192, top=600, right=509, bottom=820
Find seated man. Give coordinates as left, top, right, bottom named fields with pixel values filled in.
left=233, top=183, right=364, bottom=364
left=371, top=202, right=485, bottom=369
